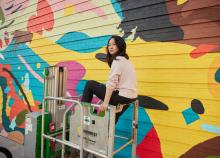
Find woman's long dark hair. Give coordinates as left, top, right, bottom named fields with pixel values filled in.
left=106, top=35, right=129, bottom=67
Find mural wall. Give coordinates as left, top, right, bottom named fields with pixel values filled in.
left=0, top=0, right=220, bottom=157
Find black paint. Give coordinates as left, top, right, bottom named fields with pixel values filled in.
left=117, top=0, right=183, bottom=41
left=138, top=95, right=169, bottom=110
left=191, top=99, right=205, bottom=114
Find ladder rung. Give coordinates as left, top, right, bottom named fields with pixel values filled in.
left=115, top=135, right=129, bottom=140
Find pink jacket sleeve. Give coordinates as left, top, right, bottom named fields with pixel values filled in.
left=106, top=60, right=122, bottom=90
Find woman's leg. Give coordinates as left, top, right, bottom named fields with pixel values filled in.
left=113, top=96, right=136, bottom=123
left=81, top=80, right=134, bottom=103
left=81, top=80, right=106, bottom=103
left=81, top=80, right=136, bottom=123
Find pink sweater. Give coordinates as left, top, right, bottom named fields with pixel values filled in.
left=106, top=56, right=137, bottom=99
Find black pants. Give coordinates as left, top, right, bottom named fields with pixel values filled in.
left=81, top=80, right=136, bottom=123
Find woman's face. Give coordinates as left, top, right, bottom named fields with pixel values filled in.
left=108, top=38, right=119, bottom=55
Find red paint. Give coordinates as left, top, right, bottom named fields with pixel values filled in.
left=0, top=65, right=39, bottom=129
left=137, top=127, right=163, bottom=158
left=4, top=31, right=9, bottom=46
left=4, top=31, right=8, bottom=36
left=4, top=38, right=9, bottom=46
left=0, top=39, right=2, bottom=48
left=27, top=0, right=54, bottom=34
left=190, top=44, right=219, bottom=58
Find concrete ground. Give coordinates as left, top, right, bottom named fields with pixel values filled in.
left=0, top=136, right=24, bottom=158
left=0, top=136, right=98, bottom=158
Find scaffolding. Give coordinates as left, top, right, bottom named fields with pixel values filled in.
left=41, top=66, right=138, bottom=158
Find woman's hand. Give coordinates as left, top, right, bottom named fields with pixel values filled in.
left=100, top=87, right=114, bottom=111
left=99, top=102, right=109, bottom=111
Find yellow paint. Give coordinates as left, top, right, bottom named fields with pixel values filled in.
left=17, top=66, right=20, bottom=70
left=21, top=83, right=35, bottom=106
left=36, top=63, right=41, bottom=69
left=19, top=84, right=25, bottom=97
left=177, top=0, right=188, bottom=5
left=6, top=96, right=11, bottom=116
left=30, top=33, right=109, bottom=81
left=18, top=90, right=22, bottom=96
left=42, top=0, right=121, bottom=41
left=64, top=4, right=75, bottom=16
left=208, top=55, right=220, bottom=98
left=146, top=99, right=220, bottom=158
left=29, top=33, right=220, bottom=157
left=25, top=90, right=36, bottom=106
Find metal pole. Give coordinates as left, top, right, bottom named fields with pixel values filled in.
left=41, top=75, right=48, bottom=158
left=79, top=101, right=84, bottom=158
left=61, top=103, right=75, bottom=158
left=41, top=98, right=46, bottom=158
left=43, top=134, right=109, bottom=158
left=108, top=106, right=116, bottom=158
left=132, top=100, right=138, bottom=158
left=115, top=135, right=129, bottom=140
left=114, top=140, right=133, bottom=154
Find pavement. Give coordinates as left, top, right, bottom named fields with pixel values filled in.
left=0, top=136, right=24, bottom=158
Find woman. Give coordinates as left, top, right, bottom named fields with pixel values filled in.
left=81, top=35, right=137, bottom=123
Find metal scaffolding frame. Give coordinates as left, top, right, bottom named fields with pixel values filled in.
left=41, top=66, right=138, bottom=158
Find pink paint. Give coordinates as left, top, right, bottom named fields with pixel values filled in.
left=4, top=31, right=8, bottom=36
left=17, top=54, right=44, bottom=83
left=56, top=61, right=86, bottom=97
left=49, top=0, right=107, bottom=19
left=190, top=44, right=219, bottom=59
left=137, top=127, right=163, bottom=158
left=0, top=129, right=8, bottom=137
left=3, top=0, right=30, bottom=16
left=57, top=61, right=102, bottom=105
left=27, top=0, right=54, bottom=34
left=4, top=31, right=9, bottom=46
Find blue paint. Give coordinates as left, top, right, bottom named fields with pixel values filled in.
left=201, top=124, right=220, bottom=134
left=111, top=0, right=124, bottom=20
left=1, top=40, right=49, bottom=101
left=182, top=108, right=200, bottom=125
left=215, top=68, right=220, bottom=83
left=8, top=97, right=14, bottom=107
left=114, top=107, right=152, bottom=158
left=0, top=77, right=10, bottom=131
left=4, top=86, right=10, bottom=93
left=56, top=32, right=111, bottom=52
left=0, top=77, right=24, bottom=133
left=76, top=79, right=87, bottom=95
left=9, top=117, right=16, bottom=130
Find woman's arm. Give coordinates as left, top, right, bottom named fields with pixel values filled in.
left=99, top=87, right=114, bottom=111
left=100, top=59, right=121, bottom=111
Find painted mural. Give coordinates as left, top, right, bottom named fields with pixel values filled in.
left=0, top=0, right=220, bottom=157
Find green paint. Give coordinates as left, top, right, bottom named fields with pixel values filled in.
left=206, top=156, right=220, bottom=158
left=44, top=69, right=49, bottom=76
left=0, top=7, right=5, bottom=25
left=15, top=109, right=28, bottom=125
